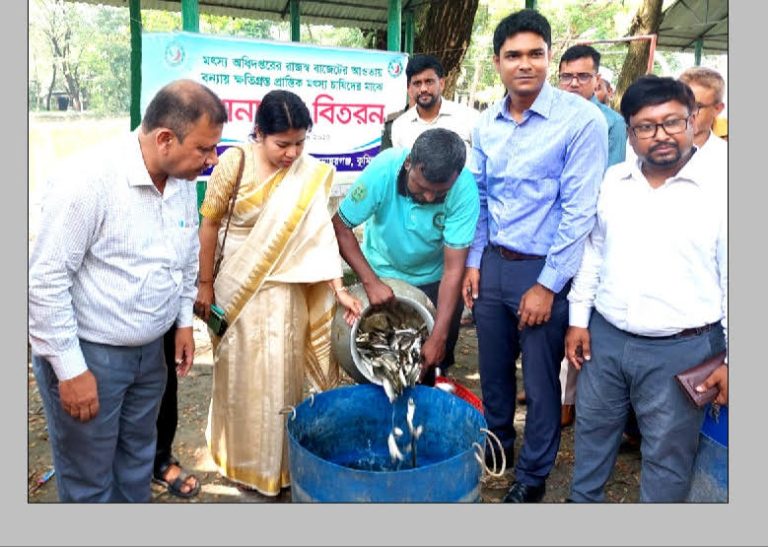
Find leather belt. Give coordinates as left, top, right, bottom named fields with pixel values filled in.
left=625, top=322, right=719, bottom=341
left=491, top=244, right=545, bottom=261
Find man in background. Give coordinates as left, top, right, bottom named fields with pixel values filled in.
left=595, top=66, right=615, bottom=107
left=558, top=44, right=626, bottom=166
left=391, top=54, right=479, bottom=158
left=679, top=66, right=727, bottom=156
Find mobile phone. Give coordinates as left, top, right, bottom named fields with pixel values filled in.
left=207, top=304, right=228, bottom=336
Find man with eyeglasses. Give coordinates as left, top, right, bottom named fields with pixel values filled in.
left=565, top=75, right=728, bottom=502
left=679, top=67, right=727, bottom=154
left=391, top=54, right=479, bottom=159
left=332, top=128, right=479, bottom=386
left=558, top=45, right=626, bottom=167
left=556, top=45, right=627, bottom=430
left=626, top=67, right=727, bottom=169
left=462, top=9, right=607, bottom=503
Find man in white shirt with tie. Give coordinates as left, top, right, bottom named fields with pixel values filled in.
left=565, top=75, right=728, bottom=502
left=28, top=79, right=227, bottom=502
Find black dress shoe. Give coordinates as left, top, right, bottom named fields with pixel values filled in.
left=502, top=481, right=546, bottom=503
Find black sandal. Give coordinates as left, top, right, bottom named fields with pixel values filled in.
left=152, top=456, right=201, bottom=499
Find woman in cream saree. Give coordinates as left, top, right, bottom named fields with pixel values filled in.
left=195, top=91, right=360, bottom=496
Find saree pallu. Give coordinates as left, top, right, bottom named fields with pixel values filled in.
left=202, top=151, right=343, bottom=495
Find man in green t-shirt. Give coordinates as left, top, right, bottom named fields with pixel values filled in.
left=332, top=128, right=480, bottom=385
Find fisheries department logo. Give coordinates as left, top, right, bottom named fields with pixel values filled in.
left=164, top=42, right=185, bottom=67
left=432, top=212, right=445, bottom=230
left=350, top=184, right=367, bottom=203
left=388, top=58, right=404, bottom=78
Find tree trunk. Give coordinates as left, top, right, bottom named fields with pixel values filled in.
left=414, top=0, right=479, bottom=99
left=46, top=64, right=57, bottom=111
left=468, top=54, right=482, bottom=108
left=613, top=0, right=664, bottom=109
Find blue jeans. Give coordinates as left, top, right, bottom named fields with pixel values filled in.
left=472, top=249, right=569, bottom=487
left=570, top=312, right=726, bottom=502
left=33, top=337, right=167, bottom=502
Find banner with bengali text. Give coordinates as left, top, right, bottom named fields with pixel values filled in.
left=141, top=32, right=408, bottom=188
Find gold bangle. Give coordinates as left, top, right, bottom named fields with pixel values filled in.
left=199, top=279, right=214, bottom=283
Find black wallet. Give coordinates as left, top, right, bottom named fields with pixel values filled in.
left=674, top=350, right=727, bottom=408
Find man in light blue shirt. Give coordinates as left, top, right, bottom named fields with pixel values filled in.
left=556, top=44, right=625, bottom=428
left=461, top=9, right=607, bottom=503
left=333, top=128, right=479, bottom=385
left=558, top=44, right=626, bottom=166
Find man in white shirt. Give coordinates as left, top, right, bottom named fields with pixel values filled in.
left=565, top=75, right=728, bottom=502
left=28, top=79, right=227, bottom=502
left=391, top=54, right=479, bottom=158
left=625, top=66, right=727, bottom=166
left=679, top=66, right=727, bottom=158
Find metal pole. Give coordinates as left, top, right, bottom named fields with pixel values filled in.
left=181, top=0, right=199, bottom=32
left=694, top=37, right=703, bottom=66
left=404, top=9, right=414, bottom=54
left=387, top=0, right=402, bottom=52
left=290, top=0, right=300, bottom=42
left=180, top=0, right=204, bottom=217
left=646, top=34, right=657, bottom=74
left=129, top=0, right=142, bottom=130
left=525, top=0, right=537, bottom=9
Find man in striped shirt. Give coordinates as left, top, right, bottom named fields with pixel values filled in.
left=28, top=80, right=227, bottom=502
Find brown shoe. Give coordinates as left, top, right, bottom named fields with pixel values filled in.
left=560, top=404, right=575, bottom=427
left=516, top=390, right=527, bottom=405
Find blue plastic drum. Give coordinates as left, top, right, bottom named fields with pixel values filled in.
left=286, top=384, right=487, bottom=502
left=687, top=403, right=728, bottom=502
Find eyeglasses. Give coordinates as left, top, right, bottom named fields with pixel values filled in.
left=629, top=117, right=690, bottom=139
left=558, top=72, right=596, bottom=84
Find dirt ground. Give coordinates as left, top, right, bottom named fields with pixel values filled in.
left=27, top=319, right=642, bottom=504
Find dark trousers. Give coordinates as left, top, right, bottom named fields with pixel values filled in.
left=472, top=249, right=569, bottom=487
left=570, top=312, right=725, bottom=502
left=154, top=325, right=178, bottom=475
left=417, top=279, right=464, bottom=386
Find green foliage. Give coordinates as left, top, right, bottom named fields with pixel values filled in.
left=78, top=7, right=131, bottom=114
left=28, top=0, right=658, bottom=116
left=142, top=10, right=181, bottom=32
left=200, top=15, right=278, bottom=40
left=301, top=25, right=368, bottom=49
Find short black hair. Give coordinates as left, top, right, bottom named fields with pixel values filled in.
left=410, top=128, right=466, bottom=184
left=142, top=79, right=228, bottom=141
left=493, top=9, right=551, bottom=55
left=620, top=75, right=696, bottom=125
left=559, top=44, right=601, bottom=71
left=250, top=89, right=313, bottom=139
left=406, top=54, right=445, bottom=84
